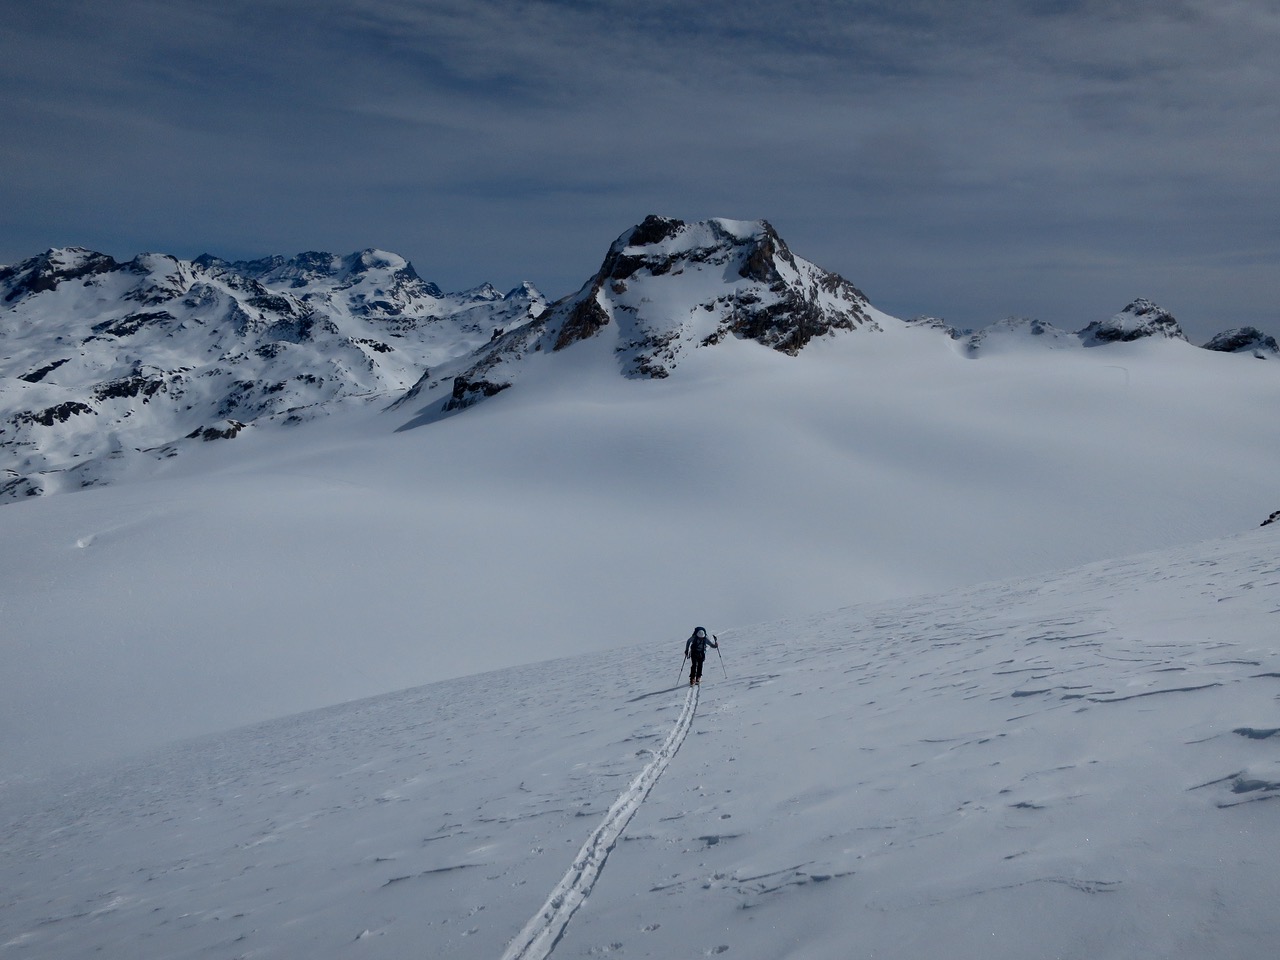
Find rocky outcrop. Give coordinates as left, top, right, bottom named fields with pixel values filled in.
left=0, top=248, right=121, bottom=303
left=1079, top=299, right=1188, bottom=346
left=1203, top=327, right=1278, bottom=358
left=556, top=215, right=877, bottom=370
left=395, top=216, right=884, bottom=422
left=185, top=419, right=247, bottom=441
left=553, top=290, right=611, bottom=351
left=414, top=216, right=882, bottom=417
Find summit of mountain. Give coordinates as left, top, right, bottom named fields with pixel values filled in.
left=1078, top=297, right=1189, bottom=346
left=401, top=215, right=884, bottom=415
left=2, top=220, right=1276, bottom=503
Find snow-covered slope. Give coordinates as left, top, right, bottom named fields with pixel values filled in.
left=3, top=291, right=1280, bottom=777
left=3, top=527, right=1277, bottom=959
left=3, top=216, right=1280, bottom=778
left=0, top=247, right=545, bottom=499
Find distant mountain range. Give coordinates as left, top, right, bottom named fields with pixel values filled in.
left=2, top=216, right=1276, bottom=502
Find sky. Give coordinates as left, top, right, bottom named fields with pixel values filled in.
left=3, top=0, right=1278, bottom=340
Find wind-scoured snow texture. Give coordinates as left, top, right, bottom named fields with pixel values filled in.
left=0, top=247, right=544, bottom=499
left=399, top=215, right=878, bottom=417
left=500, top=685, right=698, bottom=960
left=2, top=529, right=1277, bottom=959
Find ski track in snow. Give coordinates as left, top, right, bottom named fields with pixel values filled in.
left=500, top=684, right=699, bottom=960
left=2, top=529, right=1278, bottom=958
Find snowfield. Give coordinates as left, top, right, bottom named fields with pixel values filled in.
left=3, top=527, right=1277, bottom=959
left=3, top=217, right=1279, bottom=958
left=3, top=316, right=1279, bottom=776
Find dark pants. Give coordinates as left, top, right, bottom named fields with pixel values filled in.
left=690, top=653, right=705, bottom=683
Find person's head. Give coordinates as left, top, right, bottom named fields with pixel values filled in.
left=695, top=627, right=706, bottom=639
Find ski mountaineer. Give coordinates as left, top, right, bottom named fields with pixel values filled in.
left=684, top=627, right=718, bottom=686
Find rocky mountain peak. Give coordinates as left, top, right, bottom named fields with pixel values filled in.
left=1203, top=326, right=1279, bottom=358
left=427, top=216, right=880, bottom=414
left=0, top=244, right=540, bottom=502
left=0, top=247, right=122, bottom=303
left=1079, top=298, right=1188, bottom=346
left=598, top=216, right=796, bottom=286
left=553, top=215, right=875, bottom=362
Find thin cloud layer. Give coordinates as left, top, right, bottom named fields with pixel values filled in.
left=2, top=0, right=1277, bottom=338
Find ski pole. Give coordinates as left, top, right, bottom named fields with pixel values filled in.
left=714, top=635, right=727, bottom=679
left=677, top=653, right=688, bottom=684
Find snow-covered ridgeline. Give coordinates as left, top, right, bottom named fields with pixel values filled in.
left=5, top=217, right=1275, bottom=503
left=395, top=215, right=879, bottom=417
left=0, top=246, right=545, bottom=499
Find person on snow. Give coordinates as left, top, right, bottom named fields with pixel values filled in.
left=684, top=627, right=718, bottom=686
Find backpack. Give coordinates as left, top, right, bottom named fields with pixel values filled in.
left=688, top=629, right=709, bottom=657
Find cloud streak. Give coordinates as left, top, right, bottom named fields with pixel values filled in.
left=2, top=0, right=1277, bottom=338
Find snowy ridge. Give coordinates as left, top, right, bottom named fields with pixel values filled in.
left=0, top=247, right=545, bottom=500
left=1079, top=297, right=1188, bottom=346
left=3, top=220, right=1276, bottom=501
left=394, top=215, right=879, bottom=418
left=501, top=684, right=698, bottom=960
left=939, top=299, right=1278, bottom=359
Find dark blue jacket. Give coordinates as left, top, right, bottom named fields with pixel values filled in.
left=685, top=631, right=717, bottom=658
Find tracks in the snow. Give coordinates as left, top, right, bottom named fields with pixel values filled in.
left=499, top=684, right=698, bottom=960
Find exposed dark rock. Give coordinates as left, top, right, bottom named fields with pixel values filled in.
left=627, top=215, right=685, bottom=248
left=1203, top=327, right=1279, bottom=358
left=19, top=358, right=72, bottom=383
left=248, top=293, right=297, bottom=316
left=554, top=289, right=610, bottom=351
left=0, top=473, right=42, bottom=499
left=186, top=419, right=246, bottom=441
left=738, top=222, right=796, bottom=284
left=445, top=375, right=510, bottom=411
left=91, top=311, right=177, bottom=338
left=726, top=287, right=862, bottom=356
left=92, top=375, right=167, bottom=402
left=905, top=316, right=964, bottom=339
left=1079, top=299, right=1188, bottom=346
left=1261, top=510, right=1280, bottom=528
left=18, top=401, right=97, bottom=427
left=554, top=217, right=876, bottom=372
left=1, top=249, right=121, bottom=303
